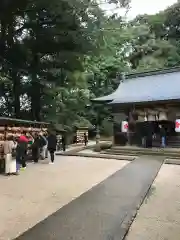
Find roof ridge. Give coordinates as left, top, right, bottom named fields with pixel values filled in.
left=121, top=66, right=180, bottom=80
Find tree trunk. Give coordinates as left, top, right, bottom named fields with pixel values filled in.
left=12, top=73, right=21, bottom=118
left=30, top=54, right=41, bottom=121
left=0, top=19, right=6, bottom=57
left=7, top=19, right=21, bottom=118
left=30, top=79, right=41, bottom=121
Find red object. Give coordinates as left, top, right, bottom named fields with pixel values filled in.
left=176, top=121, right=180, bottom=129
left=19, top=135, right=29, bottom=142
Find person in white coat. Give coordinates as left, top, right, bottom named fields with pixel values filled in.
left=4, top=135, right=17, bottom=175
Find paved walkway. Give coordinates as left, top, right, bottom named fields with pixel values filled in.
left=15, top=157, right=164, bottom=240
left=0, top=156, right=127, bottom=240
left=126, top=164, right=180, bottom=240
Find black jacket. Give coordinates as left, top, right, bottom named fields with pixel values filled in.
left=47, top=134, right=57, bottom=151
left=160, top=127, right=166, bottom=137
left=31, top=137, right=41, bottom=149
left=61, top=135, right=66, bottom=146
left=16, top=141, right=27, bottom=157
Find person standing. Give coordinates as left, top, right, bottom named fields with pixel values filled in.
left=47, top=132, right=57, bottom=164
left=16, top=132, right=28, bottom=170
left=83, top=132, right=88, bottom=146
left=61, top=134, right=66, bottom=152
left=44, top=133, right=48, bottom=158
left=4, top=135, right=17, bottom=175
left=159, top=125, right=166, bottom=148
left=39, top=132, right=47, bottom=160
left=31, top=133, right=40, bottom=163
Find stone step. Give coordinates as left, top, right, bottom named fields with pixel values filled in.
left=112, top=146, right=180, bottom=152
left=105, top=151, right=180, bottom=158
left=105, top=148, right=180, bottom=158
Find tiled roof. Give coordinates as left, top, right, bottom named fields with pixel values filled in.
left=93, top=67, right=180, bottom=104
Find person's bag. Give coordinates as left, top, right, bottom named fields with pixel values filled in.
left=12, top=148, right=16, bottom=158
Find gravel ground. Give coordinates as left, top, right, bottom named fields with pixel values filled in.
left=126, top=164, right=180, bottom=240
left=0, top=156, right=127, bottom=240
left=15, top=156, right=163, bottom=240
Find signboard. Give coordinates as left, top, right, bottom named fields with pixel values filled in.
left=175, top=119, right=180, bottom=132
left=76, top=130, right=88, bottom=143
left=121, top=121, right=128, bottom=133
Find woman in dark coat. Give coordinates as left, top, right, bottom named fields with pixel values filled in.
left=16, top=133, right=28, bottom=169
left=47, top=132, right=57, bottom=164
left=31, top=133, right=40, bottom=163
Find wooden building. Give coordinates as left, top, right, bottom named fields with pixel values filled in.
left=93, top=67, right=180, bottom=147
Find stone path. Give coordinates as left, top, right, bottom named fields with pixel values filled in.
left=0, top=156, right=127, bottom=240
left=126, top=164, right=180, bottom=240
left=15, top=157, right=164, bottom=240
left=56, top=141, right=96, bottom=155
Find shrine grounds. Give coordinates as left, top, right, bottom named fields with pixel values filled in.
left=0, top=153, right=180, bottom=240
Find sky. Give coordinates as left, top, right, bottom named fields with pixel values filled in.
left=128, top=0, right=177, bottom=18
left=101, top=0, right=178, bottom=19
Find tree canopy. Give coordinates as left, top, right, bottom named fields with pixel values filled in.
left=0, top=0, right=180, bottom=134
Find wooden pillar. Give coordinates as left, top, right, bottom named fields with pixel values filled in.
left=127, top=110, right=137, bottom=146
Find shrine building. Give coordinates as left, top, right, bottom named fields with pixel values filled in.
left=93, top=67, right=180, bottom=147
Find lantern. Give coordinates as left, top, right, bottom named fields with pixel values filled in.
left=147, top=114, right=156, bottom=121
left=159, top=112, right=168, bottom=121
left=175, top=119, right=180, bottom=132
left=23, top=127, right=28, bottom=132
left=7, top=132, right=13, bottom=137
left=144, top=113, right=148, bottom=121
left=0, top=126, right=5, bottom=131
left=0, top=133, right=4, bottom=141
left=12, top=127, right=19, bottom=132
left=137, top=115, right=144, bottom=122
left=121, top=121, right=128, bottom=132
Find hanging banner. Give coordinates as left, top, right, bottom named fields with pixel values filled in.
left=121, top=121, right=128, bottom=132
left=175, top=119, right=180, bottom=132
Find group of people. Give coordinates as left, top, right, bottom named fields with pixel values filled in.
left=139, top=123, right=167, bottom=148
left=4, top=131, right=57, bottom=176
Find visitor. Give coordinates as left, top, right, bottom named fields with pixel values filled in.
left=25, top=132, right=34, bottom=161
left=31, top=133, right=40, bottom=163
left=84, top=132, right=88, bottom=146
left=159, top=125, right=166, bottom=148
left=47, top=131, right=57, bottom=164
left=16, top=132, right=28, bottom=169
left=39, top=132, right=47, bottom=159
left=61, top=134, right=66, bottom=152
left=44, top=132, right=48, bottom=158
left=4, top=135, right=17, bottom=175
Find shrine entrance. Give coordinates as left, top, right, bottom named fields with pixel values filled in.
left=112, top=103, right=180, bottom=148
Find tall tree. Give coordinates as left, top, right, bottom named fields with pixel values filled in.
left=0, top=0, right=101, bottom=120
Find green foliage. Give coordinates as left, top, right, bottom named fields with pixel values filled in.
left=1, top=0, right=180, bottom=134
left=0, top=0, right=101, bottom=120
